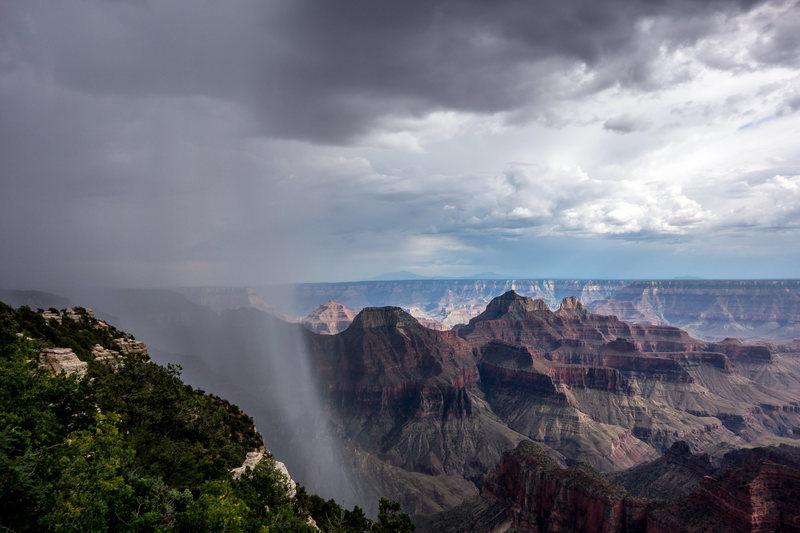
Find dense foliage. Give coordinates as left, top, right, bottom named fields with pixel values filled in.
left=0, top=303, right=413, bottom=532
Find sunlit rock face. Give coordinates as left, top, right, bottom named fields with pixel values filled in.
left=301, top=300, right=358, bottom=334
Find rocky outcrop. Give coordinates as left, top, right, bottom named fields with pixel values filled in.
left=456, top=292, right=800, bottom=465
left=41, top=307, right=112, bottom=330
left=649, top=445, right=800, bottom=533
left=457, top=292, right=706, bottom=356
left=113, top=337, right=148, bottom=355
left=92, top=343, right=119, bottom=362
left=231, top=448, right=298, bottom=498
left=313, top=307, right=480, bottom=412
left=279, top=279, right=631, bottom=328
left=482, top=441, right=648, bottom=533
left=436, top=441, right=800, bottom=533
left=300, top=294, right=800, bottom=514
left=301, top=300, right=358, bottom=334
left=40, top=347, right=88, bottom=377
left=306, top=306, right=530, bottom=515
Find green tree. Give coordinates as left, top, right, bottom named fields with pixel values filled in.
left=45, top=413, right=135, bottom=532
left=374, top=498, right=415, bottom=533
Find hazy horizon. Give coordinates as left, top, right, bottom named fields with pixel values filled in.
left=2, top=1, right=799, bottom=288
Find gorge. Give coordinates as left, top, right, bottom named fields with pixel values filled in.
left=5, top=282, right=800, bottom=530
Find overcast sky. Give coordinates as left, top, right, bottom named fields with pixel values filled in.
left=2, top=0, right=799, bottom=287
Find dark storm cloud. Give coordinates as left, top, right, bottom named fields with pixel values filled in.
left=2, top=0, right=770, bottom=145
left=603, top=114, right=651, bottom=133
left=2, top=0, right=798, bottom=287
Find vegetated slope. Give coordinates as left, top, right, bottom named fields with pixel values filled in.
left=0, top=302, right=413, bottom=532
left=423, top=440, right=800, bottom=533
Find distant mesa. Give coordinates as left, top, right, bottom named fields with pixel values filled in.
left=301, top=300, right=448, bottom=334
left=349, top=306, right=422, bottom=330
left=370, top=270, right=432, bottom=280
left=285, top=279, right=800, bottom=342
left=301, top=300, right=358, bottom=334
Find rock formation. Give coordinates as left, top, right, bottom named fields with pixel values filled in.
left=606, top=441, right=716, bottom=499
left=457, top=291, right=800, bottom=457
left=424, top=440, right=800, bottom=533
left=39, top=347, right=88, bottom=377
left=231, top=448, right=298, bottom=499
left=113, top=337, right=148, bottom=355
left=213, top=279, right=800, bottom=341
left=482, top=441, right=649, bottom=533
left=306, top=306, right=530, bottom=515
left=301, top=300, right=358, bottom=334
left=587, top=279, right=800, bottom=342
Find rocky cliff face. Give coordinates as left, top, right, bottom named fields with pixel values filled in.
left=587, top=279, right=800, bottom=342
left=606, top=441, right=716, bottom=499
left=648, top=444, right=800, bottom=533
left=254, top=279, right=631, bottom=328
left=302, top=294, right=800, bottom=515
left=433, top=440, right=800, bottom=533
left=459, top=292, right=800, bottom=471
left=39, top=347, right=88, bottom=377
left=306, top=306, right=530, bottom=515
left=482, top=441, right=649, bottom=533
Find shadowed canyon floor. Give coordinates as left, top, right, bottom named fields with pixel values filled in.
left=422, top=440, right=800, bottom=532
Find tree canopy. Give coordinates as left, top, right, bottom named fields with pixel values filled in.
left=0, top=302, right=413, bottom=532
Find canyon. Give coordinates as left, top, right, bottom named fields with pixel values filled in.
left=4, top=284, right=800, bottom=529
left=171, top=279, right=800, bottom=342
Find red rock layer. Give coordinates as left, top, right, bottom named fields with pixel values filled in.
left=483, top=441, right=648, bottom=533
left=483, top=441, right=800, bottom=533
left=309, top=306, right=479, bottom=415
left=650, top=453, right=800, bottom=533
left=545, top=365, right=633, bottom=394
left=458, top=291, right=768, bottom=380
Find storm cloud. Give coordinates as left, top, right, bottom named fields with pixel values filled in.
left=1, top=0, right=799, bottom=287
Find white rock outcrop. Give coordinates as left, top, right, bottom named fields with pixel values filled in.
left=113, top=338, right=147, bottom=355
left=40, top=348, right=88, bottom=378
left=231, top=450, right=297, bottom=499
